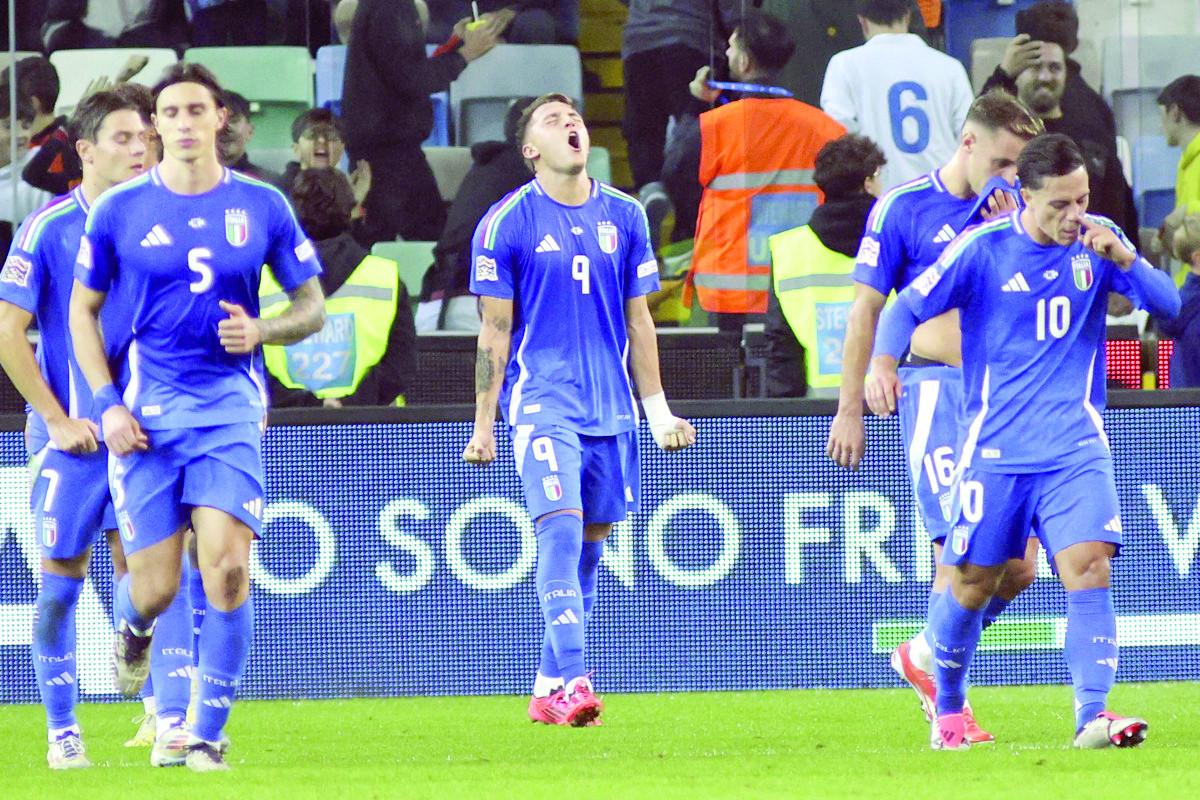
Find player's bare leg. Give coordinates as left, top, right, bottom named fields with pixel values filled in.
left=113, top=528, right=186, bottom=697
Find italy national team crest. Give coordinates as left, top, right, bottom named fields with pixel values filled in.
left=542, top=474, right=563, bottom=502
left=41, top=517, right=57, bottom=548
left=951, top=525, right=969, bottom=556
left=597, top=221, right=618, bottom=255
left=1071, top=252, right=1094, bottom=291
left=225, top=208, right=249, bottom=247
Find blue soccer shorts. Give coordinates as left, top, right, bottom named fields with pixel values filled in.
left=898, top=364, right=963, bottom=543
left=30, top=446, right=118, bottom=560
left=941, top=457, right=1123, bottom=569
left=511, top=424, right=640, bottom=523
left=109, top=422, right=265, bottom=555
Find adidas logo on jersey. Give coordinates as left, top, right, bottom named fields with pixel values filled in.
left=1001, top=273, right=1031, bottom=292
left=932, top=224, right=956, bottom=244
left=551, top=609, right=579, bottom=626
left=1104, top=516, right=1123, bottom=533
left=242, top=498, right=263, bottom=520
left=140, top=224, right=173, bottom=247
left=535, top=234, right=561, bottom=253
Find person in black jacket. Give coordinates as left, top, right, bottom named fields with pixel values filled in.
left=764, top=133, right=884, bottom=397
left=343, top=0, right=503, bottom=244
left=980, top=0, right=1139, bottom=246
left=271, top=167, right=419, bottom=407
left=416, top=96, right=535, bottom=331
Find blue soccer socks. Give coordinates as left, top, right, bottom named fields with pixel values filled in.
left=193, top=597, right=253, bottom=742
left=33, top=573, right=84, bottom=730
left=928, top=589, right=985, bottom=717
left=535, top=514, right=586, bottom=687
left=1065, top=587, right=1118, bottom=730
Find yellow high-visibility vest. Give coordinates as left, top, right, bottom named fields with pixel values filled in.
left=259, top=254, right=398, bottom=399
left=768, top=225, right=855, bottom=391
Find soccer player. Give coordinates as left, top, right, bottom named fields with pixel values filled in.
left=867, top=133, right=1180, bottom=749
left=69, top=63, right=325, bottom=772
left=0, top=91, right=153, bottom=769
left=826, top=91, right=1043, bottom=743
left=463, top=93, right=695, bottom=727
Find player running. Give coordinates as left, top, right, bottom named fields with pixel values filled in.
left=463, top=93, right=695, bottom=727
left=867, top=133, right=1179, bottom=749
left=69, top=63, right=325, bottom=772
left=826, top=91, right=1043, bottom=742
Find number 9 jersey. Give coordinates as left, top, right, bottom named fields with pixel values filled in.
left=470, top=178, right=659, bottom=436
left=75, top=166, right=322, bottom=429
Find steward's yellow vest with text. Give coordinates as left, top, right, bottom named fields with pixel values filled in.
left=768, top=225, right=855, bottom=391
left=259, top=254, right=398, bottom=399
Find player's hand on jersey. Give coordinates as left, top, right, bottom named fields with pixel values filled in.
left=1000, top=34, right=1043, bottom=78
left=463, top=428, right=497, bottom=465
left=47, top=416, right=100, bottom=455
left=827, top=412, right=866, bottom=471
left=102, top=406, right=149, bottom=457
left=690, top=66, right=720, bottom=103
left=651, top=416, right=697, bottom=452
left=864, top=357, right=903, bottom=418
left=218, top=301, right=264, bottom=354
left=1080, top=218, right=1136, bottom=268
left=981, top=187, right=1019, bottom=220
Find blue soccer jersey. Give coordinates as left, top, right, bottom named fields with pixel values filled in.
left=0, top=187, right=132, bottom=452
left=470, top=179, right=659, bottom=436
left=892, top=211, right=1174, bottom=472
left=75, top=167, right=321, bottom=429
left=853, top=170, right=979, bottom=297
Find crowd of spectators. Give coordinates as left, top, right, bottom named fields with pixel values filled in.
left=2, top=0, right=1199, bottom=399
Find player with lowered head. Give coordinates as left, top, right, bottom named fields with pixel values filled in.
left=463, top=93, right=695, bottom=727
left=69, top=63, right=326, bottom=772
left=867, top=133, right=1180, bottom=749
left=827, top=90, right=1043, bottom=743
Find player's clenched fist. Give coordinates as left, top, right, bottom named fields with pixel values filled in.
left=102, top=405, right=149, bottom=457
left=218, top=300, right=263, bottom=353
left=463, top=428, right=497, bottom=465
left=643, top=393, right=696, bottom=451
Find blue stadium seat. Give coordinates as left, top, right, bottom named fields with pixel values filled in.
left=1132, top=136, right=1181, bottom=229
left=1102, top=34, right=1200, bottom=140
left=449, top=44, right=582, bottom=146
left=315, top=45, right=346, bottom=111
left=426, top=93, right=451, bottom=147
left=942, top=0, right=1045, bottom=70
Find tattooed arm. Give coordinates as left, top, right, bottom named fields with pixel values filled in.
left=218, top=277, right=327, bottom=353
left=462, top=296, right=513, bottom=464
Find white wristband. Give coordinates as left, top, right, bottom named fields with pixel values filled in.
left=641, top=392, right=674, bottom=427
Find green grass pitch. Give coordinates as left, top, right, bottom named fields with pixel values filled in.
left=2, top=683, right=1199, bottom=799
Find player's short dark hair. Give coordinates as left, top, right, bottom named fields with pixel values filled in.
left=734, top=8, right=795, bottom=73
left=855, top=0, right=911, bottom=26
left=291, top=167, right=355, bottom=240
left=67, top=90, right=144, bottom=145
left=291, top=107, right=345, bottom=143
left=221, top=90, right=253, bottom=122
left=965, top=90, right=1044, bottom=140
left=152, top=62, right=224, bottom=110
left=1017, top=133, right=1085, bottom=190
left=813, top=134, right=886, bottom=199
left=1158, top=76, right=1200, bottom=124
left=515, top=93, right=577, bottom=171
left=1, top=56, right=60, bottom=112
left=1016, top=1, right=1079, bottom=55
left=111, top=82, right=154, bottom=124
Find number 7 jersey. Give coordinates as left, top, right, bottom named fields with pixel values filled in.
left=75, top=166, right=322, bottom=429
left=470, top=178, right=659, bottom=436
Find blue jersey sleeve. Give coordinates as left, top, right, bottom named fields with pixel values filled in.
left=0, top=222, right=45, bottom=314
left=469, top=197, right=519, bottom=300
left=852, top=193, right=908, bottom=296
left=896, top=233, right=978, bottom=322
left=264, top=189, right=322, bottom=291
left=623, top=202, right=659, bottom=299
left=76, top=201, right=118, bottom=292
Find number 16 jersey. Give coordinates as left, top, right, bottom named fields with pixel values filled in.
left=471, top=178, right=659, bottom=436
left=76, top=166, right=322, bottom=429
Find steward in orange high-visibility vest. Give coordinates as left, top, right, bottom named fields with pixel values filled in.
left=685, top=95, right=845, bottom=314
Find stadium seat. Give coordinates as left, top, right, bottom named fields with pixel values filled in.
left=410, top=332, right=476, bottom=404
left=656, top=329, right=742, bottom=399
left=449, top=44, right=582, bottom=146
left=183, top=46, right=315, bottom=151
left=942, top=0, right=1043, bottom=70
left=422, top=146, right=473, bottom=202
left=371, top=239, right=436, bottom=299
left=48, top=48, right=178, bottom=115
left=1101, top=35, right=1200, bottom=140
left=315, top=45, right=346, bottom=111
left=1132, top=135, right=1181, bottom=229
left=427, top=92, right=451, bottom=147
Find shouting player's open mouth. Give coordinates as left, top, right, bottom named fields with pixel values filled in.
left=567, top=131, right=581, bottom=152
